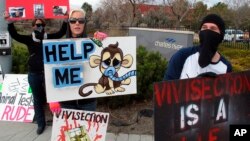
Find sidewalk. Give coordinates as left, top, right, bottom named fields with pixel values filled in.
left=0, top=121, right=154, bottom=141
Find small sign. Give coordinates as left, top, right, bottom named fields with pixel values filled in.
left=51, top=108, right=109, bottom=141
left=6, top=0, right=69, bottom=19
left=0, top=32, right=10, bottom=48
left=0, top=74, right=34, bottom=122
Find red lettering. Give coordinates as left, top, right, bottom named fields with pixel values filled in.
left=181, top=136, right=186, bottom=141
left=209, top=127, right=220, bottom=141
left=202, top=79, right=212, bottom=100
left=179, top=127, right=220, bottom=141
left=234, top=76, right=243, bottom=94
left=154, top=83, right=166, bottom=107
left=154, top=81, right=180, bottom=106
left=0, top=105, right=33, bottom=122
left=17, top=106, right=28, bottom=121
left=10, top=106, right=19, bottom=120
left=1, top=105, right=12, bottom=120
left=171, top=82, right=179, bottom=104
left=185, top=80, right=190, bottom=103
left=24, top=106, right=34, bottom=122
left=167, top=83, right=172, bottom=104
left=214, top=77, right=223, bottom=97
left=244, top=75, right=250, bottom=92
left=229, top=76, right=235, bottom=96
left=190, top=79, right=201, bottom=101
left=94, top=134, right=102, bottom=141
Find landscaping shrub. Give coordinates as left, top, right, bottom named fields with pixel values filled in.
left=11, top=41, right=29, bottom=73
left=219, top=45, right=250, bottom=72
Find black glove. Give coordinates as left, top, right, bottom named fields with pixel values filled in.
left=34, top=30, right=44, bottom=40
left=34, top=26, right=45, bottom=40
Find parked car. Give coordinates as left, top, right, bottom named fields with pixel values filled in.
left=223, top=29, right=244, bottom=42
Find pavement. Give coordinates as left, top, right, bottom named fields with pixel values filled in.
left=0, top=121, right=154, bottom=141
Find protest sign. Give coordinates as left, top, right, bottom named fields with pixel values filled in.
left=43, top=37, right=137, bottom=102
left=6, top=0, right=69, bottom=19
left=51, top=108, right=109, bottom=141
left=0, top=74, right=34, bottom=122
left=154, top=70, right=250, bottom=141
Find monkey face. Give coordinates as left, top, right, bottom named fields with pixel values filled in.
left=100, top=52, right=122, bottom=74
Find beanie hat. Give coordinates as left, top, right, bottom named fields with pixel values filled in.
left=199, top=14, right=225, bottom=41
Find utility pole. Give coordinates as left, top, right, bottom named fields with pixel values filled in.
left=0, top=0, right=12, bottom=75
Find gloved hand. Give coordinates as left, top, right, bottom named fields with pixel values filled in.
left=49, top=102, right=61, bottom=114
left=94, top=31, right=108, bottom=41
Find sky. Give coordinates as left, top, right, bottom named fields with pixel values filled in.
left=69, top=0, right=222, bottom=11
left=197, top=0, right=222, bottom=8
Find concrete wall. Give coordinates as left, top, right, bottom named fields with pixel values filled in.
left=129, top=27, right=194, bottom=60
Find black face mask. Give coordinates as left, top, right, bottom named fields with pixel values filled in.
left=34, top=26, right=45, bottom=40
left=198, top=30, right=222, bottom=68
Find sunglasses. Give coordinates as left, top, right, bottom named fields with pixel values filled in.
left=35, top=23, right=45, bottom=27
left=68, top=18, right=85, bottom=24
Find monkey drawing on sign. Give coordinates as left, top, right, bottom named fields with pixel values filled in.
left=78, top=42, right=136, bottom=97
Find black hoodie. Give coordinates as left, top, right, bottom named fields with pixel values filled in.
left=8, top=21, right=67, bottom=73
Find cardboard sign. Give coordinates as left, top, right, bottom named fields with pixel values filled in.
left=51, top=108, right=109, bottom=141
left=0, top=74, right=34, bottom=122
left=43, top=37, right=137, bottom=102
left=0, top=32, right=10, bottom=48
left=6, top=0, right=69, bottom=19
left=154, top=70, right=250, bottom=141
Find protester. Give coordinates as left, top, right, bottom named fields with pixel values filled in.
left=4, top=12, right=67, bottom=135
left=163, top=14, right=232, bottom=80
left=49, top=9, right=107, bottom=114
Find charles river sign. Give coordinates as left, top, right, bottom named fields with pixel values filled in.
left=129, top=27, right=194, bottom=60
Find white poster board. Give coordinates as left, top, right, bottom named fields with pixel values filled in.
left=0, top=74, right=34, bottom=122
left=51, top=108, right=109, bottom=141
left=43, top=37, right=137, bottom=102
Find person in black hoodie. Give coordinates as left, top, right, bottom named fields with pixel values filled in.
left=4, top=12, right=67, bottom=135
left=49, top=9, right=97, bottom=114
left=163, top=14, right=232, bottom=80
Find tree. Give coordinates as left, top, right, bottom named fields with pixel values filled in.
left=81, top=2, right=93, bottom=20
left=209, top=2, right=231, bottom=28
left=165, top=0, right=197, bottom=27
left=127, top=0, right=155, bottom=26
left=237, top=5, right=250, bottom=31
left=100, top=0, right=125, bottom=24
left=189, top=1, right=207, bottom=31
left=142, top=6, right=168, bottom=27
left=92, top=8, right=105, bottom=28
left=223, top=0, right=250, bottom=29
